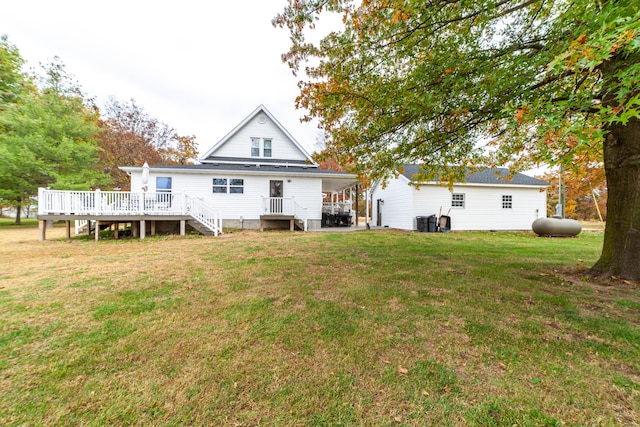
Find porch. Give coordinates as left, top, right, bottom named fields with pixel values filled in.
left=260, top=196, right=308, bottom=231
left=37, top=188, right=223, bottom=240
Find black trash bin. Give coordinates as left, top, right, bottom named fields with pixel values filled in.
left=427, top=215, right=438, bottom=232
left=416, top=216, right=428, bottom=232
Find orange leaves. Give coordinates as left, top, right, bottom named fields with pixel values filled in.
left=397, top=364, right=408, bottom=374
left=391, top=10, right=409, bottom=23
left=576, top=34, right=587, bottom=45
left=515, top=107, right=530, bottom=125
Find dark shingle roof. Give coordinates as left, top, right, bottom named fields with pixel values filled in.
left=125, top=163, right=355, bottom=177
left=402, top=165, right=548, bottom=186
left=201, top=156, right=308, bottom=165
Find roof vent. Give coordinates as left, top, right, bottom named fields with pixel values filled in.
left=274, top=165, right=280, bottom=168
left=244, top=164, right=251, bottom=167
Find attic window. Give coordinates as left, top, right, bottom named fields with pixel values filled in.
left=264, top=139, right=272, bottom=157
left=250, top=138, right=273, bottom=158
left=251, top=138, right=260, bottom=157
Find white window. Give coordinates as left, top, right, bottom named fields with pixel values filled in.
left=502, top=195, right=513, bottom=209
left=452, top=193, right=465, bottom=208
left=213, top=178, right=244, bottom=194
left=251, top=138, right=260, bottom=157
left=250, top=138, right=273, bottom=158
left=230, top=179, right=244, bottom=194
left=263, top=139, right=272, bottom=157
left=213, top=178, right=228, bottom=193
left=156, top=177, right=172, bottom=193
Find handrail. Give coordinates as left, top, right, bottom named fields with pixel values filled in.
left=293, top=200, right=308, bottom=231
left=261, top=196, right=308, bottom=231
left=186, top=195, right=222, bottom=236
left=38, top=188, right=188, bottom=216
left=38, top=188, right=223, bottom=236
left=261, top=196, right=295, bottom=216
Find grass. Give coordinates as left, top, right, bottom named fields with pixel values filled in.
left=0, top=225, right=638, bottom=426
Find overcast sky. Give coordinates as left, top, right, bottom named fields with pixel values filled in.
left=1, top=0, right=329, bottom=157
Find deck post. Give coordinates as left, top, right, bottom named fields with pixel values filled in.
left=180, top=220, right=186, bottom=236
left=140, top=220, right=146, bottom=239
left=65, top=220, right=71, bottom=239
left=151, top=220, right=156, bottom=236
left=38, top=220, right=46, bottom=241
left=290, top=218, right=294, bottom=231
left=95, top=220, right=100, bottom=241
left=114, top=223, right=119, bottom=240
left=132, top=221, right=139, bottom=237
left=355, top=185, right=359, bottom=226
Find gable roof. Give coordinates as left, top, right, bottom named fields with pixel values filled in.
left=402, top=165, right=548, bottom=186
left=199, top=104, right=316, bottom=165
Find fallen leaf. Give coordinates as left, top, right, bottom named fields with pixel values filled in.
left=398, top=365, right=408, bottom=374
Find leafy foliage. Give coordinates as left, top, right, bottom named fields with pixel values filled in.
left=0, top=46, right=107, bottom=220
left=274, top=0, right=640, bottom=183
left=539, top=165, right=607, bottom=221
left=275, top=0, right=640, bottom=280
left=97, top=97, right=198, bottom=189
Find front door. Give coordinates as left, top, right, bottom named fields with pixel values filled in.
left=270, top=180, right=284, bottom=214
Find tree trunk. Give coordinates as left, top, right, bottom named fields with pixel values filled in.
left=14, top=202, right=22, bottom=225
left=590, top=116, right=640, bottom=280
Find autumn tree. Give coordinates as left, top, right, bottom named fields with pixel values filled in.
left=274, top=1, right=640, bottom=280
left=540, top=164, right=607, bottom=221
left=0, top=43, right=107, bottom=223
left=97, top=97, right=198, bottom=189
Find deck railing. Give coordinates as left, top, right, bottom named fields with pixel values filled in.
left=261, top=197, right=296, bottom=216
left=261, top=196, right=308, bottom=231
left=38, top=188, right=189, bottom=216
left=38, top=188, right=222, bottom=235
left=293, top=200, right=308, bottom=231
left=186, top=195, right=222, bottom=236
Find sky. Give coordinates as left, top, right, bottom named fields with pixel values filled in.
left=1, top=0, right=329, bottom=157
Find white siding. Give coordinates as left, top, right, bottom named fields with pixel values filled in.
left=130, top=170, right=323, bottom=221
left=372, top=176, right=547, bottom=231
left=212, top=114, right=308, bottom=161
left=371, top=177, right=415, bottom=229
left=413, top=183, right=546, bottom=230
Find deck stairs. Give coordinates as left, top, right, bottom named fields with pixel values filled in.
left=186, top=220, right=218, bottom=236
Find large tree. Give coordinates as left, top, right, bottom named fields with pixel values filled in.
left=274, top=0, right=640, bottom=280
left=97, top=97, right=198, bottom=189
left=0, top=42, right=107, bottom=223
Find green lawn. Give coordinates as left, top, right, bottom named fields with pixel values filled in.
left=1, top=227, right=638, bottom=426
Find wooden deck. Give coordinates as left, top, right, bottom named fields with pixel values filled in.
left=37, top=188, right=223, bottom=240
left=37, top=214, right=193, bottom=241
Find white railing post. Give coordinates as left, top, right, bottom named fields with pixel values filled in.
left=182, top=193, right=187, bottom=214
left=38, top=188, right=44, bottom=215
left=94, top=189, right=101, bottom=215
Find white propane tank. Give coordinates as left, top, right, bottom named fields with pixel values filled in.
left=532, top=217, right=582, bottom=237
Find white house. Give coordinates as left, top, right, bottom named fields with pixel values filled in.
left=119, top=105, right=358, bottom=231
left=371, top=165, right=548, bottom=231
